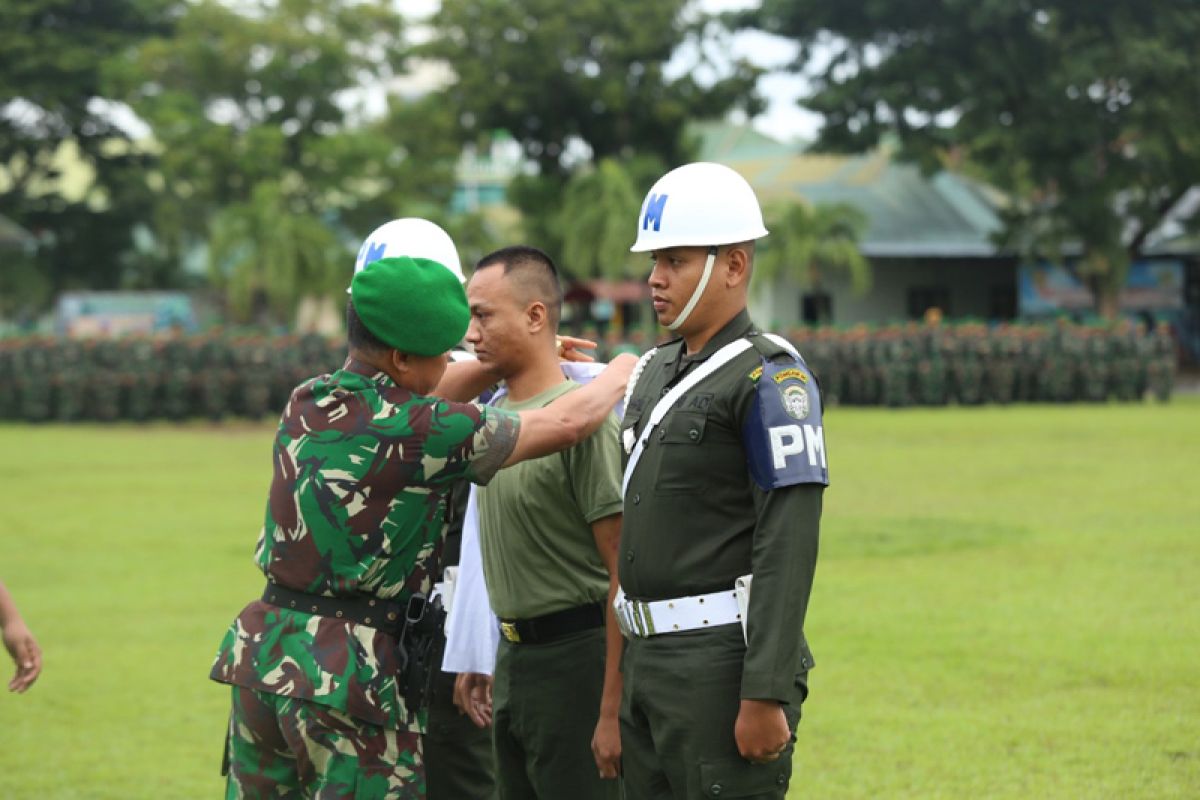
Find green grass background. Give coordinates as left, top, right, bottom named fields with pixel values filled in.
left=0, top=401, right=1197, bottom=798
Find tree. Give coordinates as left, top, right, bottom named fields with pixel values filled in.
left=208, top=181, right=342, bottom=322
left=756, top=200, right=870, bottom=293
left=113, top=0, right=464, bottom=322
left=423, top=0, right=764, bottom=254
left=0, top=0, right=177, bottom=307
left=557, top=158, right=645, bottom=280
left=745, top=0, right=1200, bottom=317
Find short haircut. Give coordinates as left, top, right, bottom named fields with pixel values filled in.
left=346, top=300, right=390, bottom=353
left=475, top=245, right=563, bottom=329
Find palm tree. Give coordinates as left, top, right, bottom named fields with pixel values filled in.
left=208, top=181, right=344, bottom=323
left=756, top=199, right=871, bottom=293
left=557, top=158, right=643, bottom=279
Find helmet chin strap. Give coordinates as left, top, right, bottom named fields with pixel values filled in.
left=667, top=247, right=718, bottom=331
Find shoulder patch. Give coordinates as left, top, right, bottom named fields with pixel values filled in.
left=748, top=365, right=763, bottom=383
left=772, top=367, right=808, bottom=385
left=743, top=356, right=829, bottom=490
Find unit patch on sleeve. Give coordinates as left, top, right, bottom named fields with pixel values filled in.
left=743, top=356, right=829, bottom=490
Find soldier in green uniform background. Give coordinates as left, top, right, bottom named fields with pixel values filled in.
left=209, top=255, right=636, bottom=798
left=915, top=309, right=948, bottom=406
left=1148, top=320, right=1176, bottom=402
left=14, top=335, right=53, bottom=423
left=617, top=163, right=825, bottom=800
left=125, top=333, right=159, bottom=422
left=52, top=337, right=86, bottom=422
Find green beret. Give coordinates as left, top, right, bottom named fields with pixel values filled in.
left=350, top=256, right=469, bottom=356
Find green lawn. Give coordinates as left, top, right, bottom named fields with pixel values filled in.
left=0, top=401, right=1197, bottom=798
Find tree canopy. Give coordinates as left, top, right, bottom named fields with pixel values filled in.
left=111, top=0, right=464, bottom=321
left=0, top=0, right=177, bottom=302
left=745, top=0, right=1200, bottom=316
left=422, top=0, right=763, bottom=256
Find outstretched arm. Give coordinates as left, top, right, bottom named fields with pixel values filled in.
left=0, top=580, right=42, bottom=693
left=503, top=353, right=636, bottom=467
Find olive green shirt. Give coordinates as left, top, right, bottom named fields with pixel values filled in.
left=478, top=380, right=624, bottom=620
left=619, top=310, right=823, bottom=706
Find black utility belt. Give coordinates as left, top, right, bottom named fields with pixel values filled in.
left=261, top=583, right=414, bottom=636
left=499, top=602, right=605, bottom=645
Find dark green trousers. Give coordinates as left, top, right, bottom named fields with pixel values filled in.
left=620, top=626, right=799, bottom=800
left=492, top=627, right=618, bottom=800
left=425, top=666, right=496, bottom=799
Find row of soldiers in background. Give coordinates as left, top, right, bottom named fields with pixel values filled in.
left=788, top=317, right=1177, bottom=407
left=585, top=317, right=1178, bottom=408
left=0, top=331, right=345, bottom=423
left=0, top=318, right=1179, bottom=422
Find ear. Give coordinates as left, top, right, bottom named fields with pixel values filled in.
left=724, top=246, right=750, bottom=289
left=390, top=349, right=411, bottom=374
left=526, top=300, right=549, bottom=335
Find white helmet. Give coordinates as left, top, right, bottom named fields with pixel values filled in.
left=348, top=218, right=464, bottom=293
left=629, top=162, right=768, bottom=253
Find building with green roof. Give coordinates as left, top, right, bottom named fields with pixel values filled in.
left=695, top=125, right=1017, bottom=326
left=697, top=123, right=1194, bottom=330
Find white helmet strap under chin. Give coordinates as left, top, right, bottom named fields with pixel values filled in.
left=667, top=247, right=718, bottom=331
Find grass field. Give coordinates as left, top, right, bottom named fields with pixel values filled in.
left=0, top=400, right=1197, bottom=798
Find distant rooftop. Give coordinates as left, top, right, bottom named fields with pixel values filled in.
left=695, top=123, right=1008, bottom=259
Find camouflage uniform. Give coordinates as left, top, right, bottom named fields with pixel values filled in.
left=53, top=339, right=87, bottom=422
left=125, top=335, right=159, bottom=422
left=211, top=358, right=520, bottom=799
left=160, top=335, right=194, bottom=421
left=1147, top=322, right=1176, bottom=402
left=92, top=339, right=124, bottom=421
left=1080, top=329, right=1110, bottom=403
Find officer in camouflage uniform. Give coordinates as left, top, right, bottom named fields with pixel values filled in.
left=1147, top=321, right=1176, bottom=402
left=14, top=335, right=53, bottom=422
left=235, top=334, right=274, bottom=420
left=160, top=330, right=194, bottom=421
left=617, top=163, right=825, bottom=799
left=880, top=325, right=913, bottom=407
left=347, top=216, right=499, bottom=800
left=90, top=338, right=124, bottom=421
left=0, top=339, right=14, bottom=419
left=52, top=338, right=87, bottom=422
left=196, top=328, right=234, bottom=421
left=1079, top=326, right=1110, bottom=403
left=914, top=310, right=948, bottom=406
left=210, top=255, right=635, bottom=799
left=125, top=333, right=159, bottom=422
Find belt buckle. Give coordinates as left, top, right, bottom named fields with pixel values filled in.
left=616, top=603, right=633, bottom=638
left=633, top=601, right=655, bottom=636
left=500, top=621, right=521, bottom=643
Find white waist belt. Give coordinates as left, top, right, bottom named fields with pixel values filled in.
left=614, top=587, right=741, bottom=638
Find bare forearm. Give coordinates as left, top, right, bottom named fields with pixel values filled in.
left=0, top=581, right=21, bottom=628
left=599, top=585, right=624, bottom=717
left=506, top=355, right=634, bottom=465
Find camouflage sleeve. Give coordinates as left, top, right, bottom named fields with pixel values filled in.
left=422, top=401, right=520, bottom=487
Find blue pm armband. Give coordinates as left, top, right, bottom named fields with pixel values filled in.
left=743, top=357, right=829, bottom=490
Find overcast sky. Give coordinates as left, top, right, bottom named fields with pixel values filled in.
left=398, top=0, right=821, bottom=144
left=88, top=1, right=820, bottom=145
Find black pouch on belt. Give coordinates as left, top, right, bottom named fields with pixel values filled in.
left=397, top=593, right=447, bottom=716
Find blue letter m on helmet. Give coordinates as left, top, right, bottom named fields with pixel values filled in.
left=642, top=193, right=668, bottom=231
left=358, top=239, right=388, bottom=267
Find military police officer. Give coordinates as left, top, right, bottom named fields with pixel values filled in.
left=615, top=163, right=826, bottom=799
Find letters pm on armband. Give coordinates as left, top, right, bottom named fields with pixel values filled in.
left=743, top=358, right=830, bottom=490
